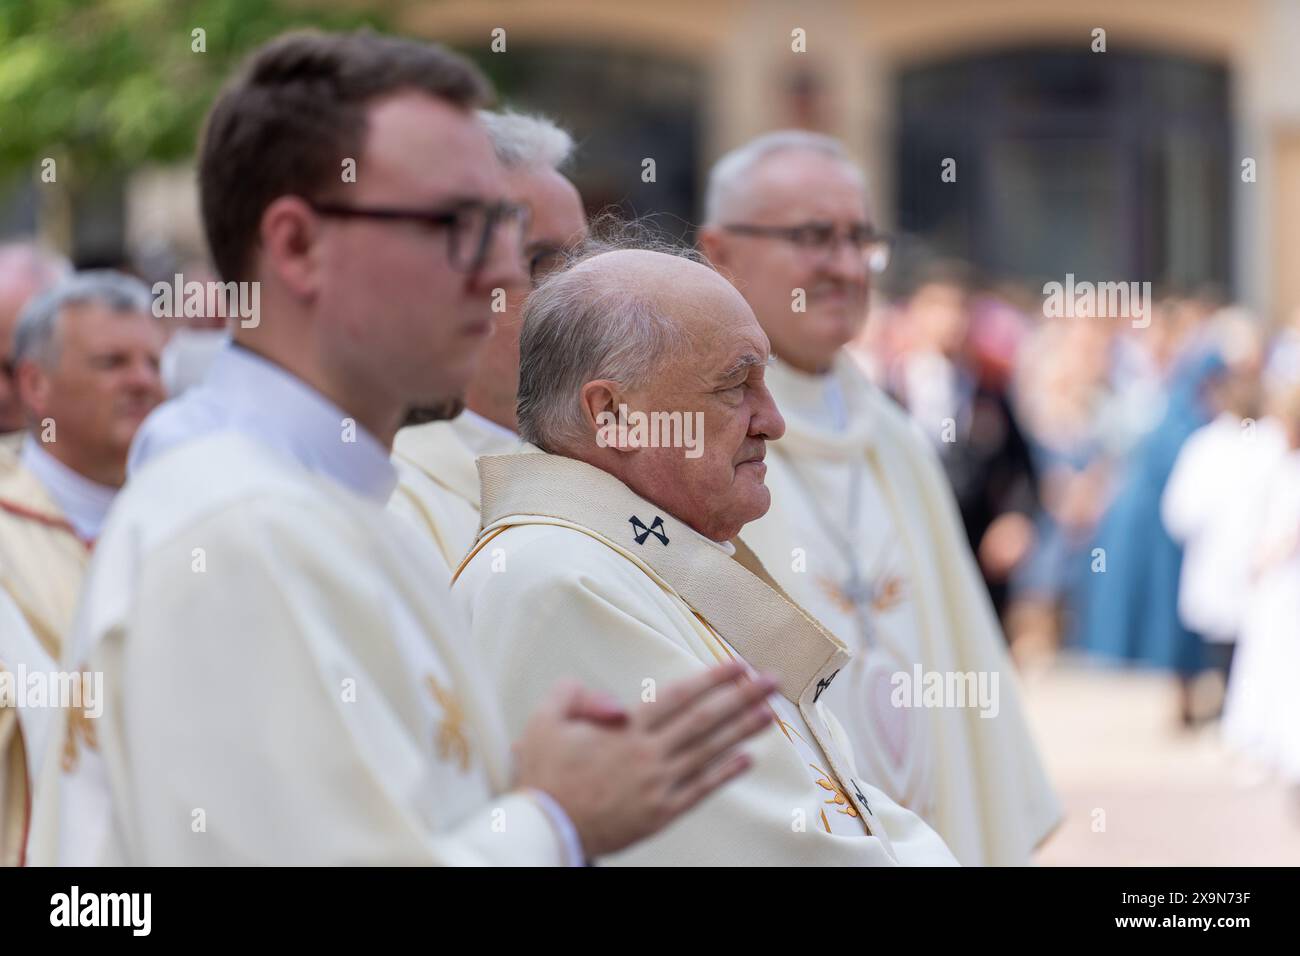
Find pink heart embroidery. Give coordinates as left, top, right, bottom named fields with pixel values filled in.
left=870, top=666, right=910, bottom=769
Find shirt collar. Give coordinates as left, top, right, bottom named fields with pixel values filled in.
left=201, top=343, right=397, bottom=504
left=458, top=408, right=521, bottom=451
left=19, top=434, right=117, bottom=541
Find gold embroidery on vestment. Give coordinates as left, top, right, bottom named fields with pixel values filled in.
left=810, top=762, right=859, bottom=818
left=61, top=698, right=99, bottom=773
left=425, top=675, right=471, bottom=772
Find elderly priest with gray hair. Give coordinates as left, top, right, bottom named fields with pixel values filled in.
left=452, top=241, right=957, bottom=865
left=0, top=270, right=164, bottom=866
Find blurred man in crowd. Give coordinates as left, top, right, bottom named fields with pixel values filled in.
left=0, top=270, right=165, bottom=865
left=699, top=130, right=1059, bottom=865
left=1079, top=296, right=1225, bottom=726
left=1008, top=310, right=1115, bottom=664
left=889, top=270, right=1039, bottom=618
left=391, top=109, right=587, bottom=568
left=455, top=242, right=957, bottom=865
left=28, top=30, right=772, bottom=867
left=0, top=242, right=70, bottom=441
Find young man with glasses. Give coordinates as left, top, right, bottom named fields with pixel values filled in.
left=698, top=130, right=1060, bottom=866
left=27, top=30, right=774, bottom=867
left=389, top=110, right=588, bottom=570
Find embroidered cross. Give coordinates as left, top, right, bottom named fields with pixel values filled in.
left=629, top=515, right=669, bottom=546
left=813, top=668, right=839, bottom=702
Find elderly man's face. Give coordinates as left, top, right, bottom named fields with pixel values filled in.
left=703, top=150, right=873, bottom=374
left=17, top=302, right=165, bottom=478
left=473, top=165, right=586, bottom=414
left=606, top=254, right=785, bottom=542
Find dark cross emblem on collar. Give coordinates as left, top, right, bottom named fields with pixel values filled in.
left=629, top=515, right=669, bottom=546
left=851, top=780, right=871, bottom=816
left=813, top=668, right=840, bottom=702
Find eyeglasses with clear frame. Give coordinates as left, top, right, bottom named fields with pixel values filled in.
left=721, top=221, right=891, bottom=274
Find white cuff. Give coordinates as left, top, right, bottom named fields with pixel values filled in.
left=523, top=788, right=587, bottom=867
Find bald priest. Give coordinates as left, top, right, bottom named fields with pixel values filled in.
left=452, top=244, right=957, bottom=865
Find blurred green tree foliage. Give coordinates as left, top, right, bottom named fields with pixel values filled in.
left=0, top=0, right=399, bottom=182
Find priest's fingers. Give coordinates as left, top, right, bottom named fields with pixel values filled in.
left=535, top=679, right=585, bottom=718
left=644, top=661, right=752, bottom=730
left=643, top=661, right=747, bottom=729
left=565, top=686, right=629, bottom=726
left=537, top=679, right=629, bottom=727
left=656, top=671, right=776, bottom=755
left=668, top=701, right=773, bottom=784
left=667, top=751, right=755, bottom=819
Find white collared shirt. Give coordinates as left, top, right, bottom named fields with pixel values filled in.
left=129, top=342, right=396, bottom=505
left=19, top=435, right=117, bottom=541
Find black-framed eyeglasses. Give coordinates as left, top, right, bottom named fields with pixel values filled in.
left=309, top=199, right=531, bottom=274
left=722, top=221, right=891, bottom=274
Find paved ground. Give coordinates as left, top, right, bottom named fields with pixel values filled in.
left=1018, top=655, right=1300, bottom=866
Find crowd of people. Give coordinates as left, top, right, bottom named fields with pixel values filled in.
left=0, top=26, right=1291, bottom=868
left=855, top=268, right=1300, bottom=783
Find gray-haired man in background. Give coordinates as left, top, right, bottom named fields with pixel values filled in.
left=698, top=131, right=1059, bottom=865
left=390, top=109, right=588, bottom=568
left=0, top=270, right=164, bottom=866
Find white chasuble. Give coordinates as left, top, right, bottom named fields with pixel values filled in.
left=453, top=451, right=958, bottom=866
left=26, top=432, right=566, bottom=866
left=1, top=587, right=48, bottom=867
left=0, top=443, right=91, bottom=667
left=390, top=413, right=530, bottom=570
left=741, top=354, right=1060, bottom=866
left=0, top=443, right=90, bottom=866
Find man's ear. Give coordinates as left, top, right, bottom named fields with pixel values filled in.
left=14, top=360, right=50, bottom=419
left=697, top=226, right=728, bottom=270
left=260, top=195, right=323, bottom=300
left=579, top=379, right=634, bottom=454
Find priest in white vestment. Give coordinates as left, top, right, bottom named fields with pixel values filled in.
left=0, top=271, right=163, bottom=866
left=27, top=30, right=776, bottom=867
left=391, top=110, right=587, bottom=568
left=698, top=131, right=1059, bottom=865
left=454, top=244, right=958, bottom=865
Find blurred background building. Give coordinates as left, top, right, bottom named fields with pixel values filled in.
left=5, top=0, right=1299, bottom=319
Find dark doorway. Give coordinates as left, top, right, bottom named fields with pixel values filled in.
left=895, top=48, right=1233, bottom=293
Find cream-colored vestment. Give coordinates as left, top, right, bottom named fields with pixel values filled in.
left=453, top=451, right=958, bottom=866
left=0, top=443, right=89, bottom=866
left=741, top=355, right=1060, bottom=866
left=390, top=413, right=528, bottom=569
left=27, top=432, right=567, bottom=866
